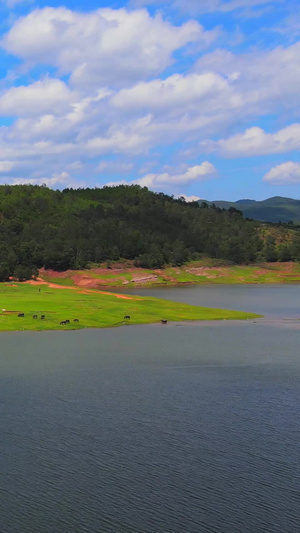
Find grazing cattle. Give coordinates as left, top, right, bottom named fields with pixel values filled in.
left=41, top=315, right=45, bottom=320
left=124, top=315, right=130, bottom=319
left=73, top=319, right=79, bottom=322
left=65, top=319, right=70, bottom=324
left=33, top=315, right=38, bottom=319
left=18, top=313, right=24, bottom=317
left=60, top=320, right=67, bottom=325
left=161, top=319, right=168, bottom=324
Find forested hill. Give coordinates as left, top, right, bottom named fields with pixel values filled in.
left=208, top=196, right=300, bottom=224
left=0, top=184, right=299, bottom=281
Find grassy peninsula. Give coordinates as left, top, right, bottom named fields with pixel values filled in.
left=0, top=283, right=259, bottom=332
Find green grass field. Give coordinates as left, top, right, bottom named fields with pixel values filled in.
left=0, top=283, right=259, bottom=332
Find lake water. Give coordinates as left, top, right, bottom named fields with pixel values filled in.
left=1, top=285, right=300, bottom=532
left=119, top=283, right=300, bottom=318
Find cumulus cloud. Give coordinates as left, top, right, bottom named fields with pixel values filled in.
left=2, top=7, right=214, bottom=89
left=263, top=161, right=300, bottom=185
left=195, top=43, right=300, bottom=117
left=109, top=42, right=300, bottom=145
left=105, top=162, right=216, bottom=192
left=0, top=78, right=76, bottom=117
left=111, top=72, right=229, bottom=110
left=201, top=124, right=300, bottom=156
left=108, top=71, right=242, bottom=146
left=0, top=5, right=298, bottom=192
left=86, top=131, right=150, bottom=155
left=136, top=162, right=216, bottom=188
left=12, top=171, right=81, bottom=188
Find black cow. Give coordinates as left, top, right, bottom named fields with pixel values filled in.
left=60, top=320, right=67, bottom=325
left=18, top=313, right=24, bottom=317
left=33, top=315, right=38, bottom=319
left=41, top=315, right=45, bottom=320
left=73, top=319, right=79, bottom=322
left=124, top=315, right=130, bottom=319
left=65, top=319, right=70, bottom=324
left=161, top=319, right=168, bottom=324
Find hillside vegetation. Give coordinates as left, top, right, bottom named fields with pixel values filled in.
left=0, top=184, right=299, bottom=281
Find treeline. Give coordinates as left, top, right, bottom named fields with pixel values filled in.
left=0, top=184, right=299, bottom=281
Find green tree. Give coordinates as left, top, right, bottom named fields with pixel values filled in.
left=0, top=262, right=10, bottom=281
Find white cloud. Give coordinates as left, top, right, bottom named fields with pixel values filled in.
left=0, top=78, right=76, bottom=117
left=2, top=7, right=213, bottom=89
left=177, top=194, right=201, bottom=202
left=1, top=0, right=32, bottom=7
left=105, top=162, right=216, bottom=192
left=107, top=71, right=243, bottom=148
left=0, top=160, right=14, bottom=172
left=272, top=11, right=300, bottom=39
left=108, top=42, right=300, bottom=149
left=97, top=160, right=134, bottom=174
left=86, top=130, right=150, bottom=155
left=201, top=124, right=300, bottom=156
left=66, top=161, right=83, bottom=171
left=0, top=5, right=298, bottom=193
left=5, top=88, right=112, bottom=146
left=137, top=162, right=216, bottom=188
left=194, top=43, right=300, bottom=118
left=111, top=72, right=228, bottom=110
left=12, top=171, right=80, bottom=188
left=263, top=161, right=300, bottom=184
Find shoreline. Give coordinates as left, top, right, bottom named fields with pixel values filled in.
left=2, top=317, right=300, bottom=335
left=1, top=275, right=298, bottom=334
left=150, top=317, right=300, bottom=329
left=37, top=261, right=300, bottom=291
left=0, top=315, right=261, bottom=334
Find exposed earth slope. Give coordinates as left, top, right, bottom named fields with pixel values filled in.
left=38, top=261, right=300, bottom=289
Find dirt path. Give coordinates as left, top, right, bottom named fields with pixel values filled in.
left=25, top=278, right=140, bottom=300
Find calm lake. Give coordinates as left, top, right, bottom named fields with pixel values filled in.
left=1, top=285, right=300, bottom=532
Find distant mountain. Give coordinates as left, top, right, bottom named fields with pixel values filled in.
left=205, top=197, right=300, bottom=224
left=235, top=199, right=256, bottom=205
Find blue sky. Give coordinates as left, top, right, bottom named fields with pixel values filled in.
left=0, top=0, right=299, bottom=200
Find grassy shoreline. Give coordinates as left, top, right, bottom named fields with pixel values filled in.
left=0, top=283, right=260, bottom=332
